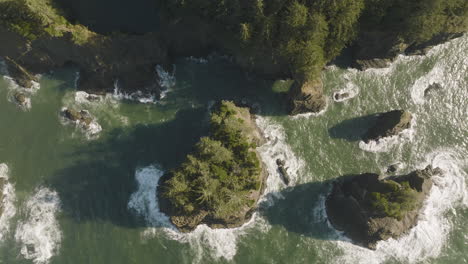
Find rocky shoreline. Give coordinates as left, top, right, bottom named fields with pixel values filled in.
left=1, top=1, right=464, bottom=115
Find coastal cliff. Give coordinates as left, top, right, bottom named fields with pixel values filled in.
left=158, top=101, right=266, bottom=232
left=0, top=0, right=466, bottom=114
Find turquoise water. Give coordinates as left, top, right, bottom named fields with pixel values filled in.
left=0, top=36, right=466, bottom=264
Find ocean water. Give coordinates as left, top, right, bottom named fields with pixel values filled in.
left=0, top=35, right=466, bottom=264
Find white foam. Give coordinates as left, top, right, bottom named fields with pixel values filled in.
left=156, top=65, right=176, bottom=99
left=2, top=74, right=40, bottom=110
left=59, top=107, right=102, bottom=139
left=112, top=80, right=158, bottom=103
left=358, top=116, right=416, bottom=153
left=74, top=91, right=104, bottom=105
left=15, top=188, right=62, bottom=264
left=127, top=165, right=172, bottom=228
left=290, top=101, right=329, bottom=120
left=127, top=164, right=267, bottom=262
left=256, top=116, right=305, bottom=199
left=332, top=151, right=468, bottom=264
left=333, top=81, right=359, bottom=102
left=0, top=164, right=16, bottom=241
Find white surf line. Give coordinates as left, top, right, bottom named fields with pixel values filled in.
left=127, top=116, right=305, bottom=262
left=329, top=151, right=467, bottom=264
left=15, top=187, right=62, bottom=264
left=0, top=164, right=16, bottom=241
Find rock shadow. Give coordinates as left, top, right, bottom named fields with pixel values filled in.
left=48, top=107, right=208, bottom=228
left=259, top=179, right=345, bottom=241
left=328, top=113, right=378, bottom=141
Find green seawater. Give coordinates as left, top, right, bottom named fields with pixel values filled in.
left=0, top=36, right=466, bottom=264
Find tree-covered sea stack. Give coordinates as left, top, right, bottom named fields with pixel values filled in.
left=158, top=101, right=266, bottom=232
left=326, top=166, right=441, bottom=249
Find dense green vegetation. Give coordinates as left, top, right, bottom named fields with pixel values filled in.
left=360, top=0, right=468, bottom=44
left=0, top=0, right=93, bottom=44
left=163, top=101, right=262, bottom=220
left=162, top=0, right=365, bottom=80
left=369, top=180, right=419, bottom=220
left=161, top=0, right=467, bottom=80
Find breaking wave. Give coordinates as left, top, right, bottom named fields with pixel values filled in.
left=331, top=151, right=467, bottom=264
left=0, top=164, right=16, bottom=241
left=358, top=116, right=417, bottom=153
left=15, top=188, right=62, bottom=264
left=127, top=116, right=304, bottom=261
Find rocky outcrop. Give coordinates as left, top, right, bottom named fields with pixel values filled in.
left=4, top=56, right=38, bottom=88
left=352, top=32, right=464, bottom=70
left=424, top=82, right=442, bottom=98
left=326, top=166, right=441, bottom=249
left=158, top=102, right=267, bottom=232
left=288, top=79, right=327, bottom=115
left=276, top=159, right=290, bottom=185
left=363, top=110, right=412, bottom=142
left=61, top=108, right=94, bottom=127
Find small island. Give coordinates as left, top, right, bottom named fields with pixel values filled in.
left=158, top=101, right=266, bottom=232
left=326, top=166, right=441, bottom=249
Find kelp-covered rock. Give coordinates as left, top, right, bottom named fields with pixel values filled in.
left=326, top=166, right=441, bottom=249
left=158, top=101, right=266, bottom=232
left=363, top=110, right=412, bottom=142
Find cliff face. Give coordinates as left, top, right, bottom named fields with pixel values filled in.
left=363, top=110, right=413, bottom=142
left=158, top=101, right=267, bottom=232
left=352, top=32, right=465, bottom=70
left=326, top=166, right=441, bottom=249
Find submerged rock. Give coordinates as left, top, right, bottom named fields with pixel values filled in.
left=326, top=166, right=441, bottom=249
left=288, top=79, right=326, bottom=115
left=363, top=110, right=412, bottom=142
left=424, top=82, right=442, bottom=98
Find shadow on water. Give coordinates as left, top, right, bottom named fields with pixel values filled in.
left=168, top=58, right=290, bottom=117
left=259, top=180, right=343, bottom=241
left=328, top=113, right=378, bottom=141
left=48, top=107, right=208, bottom=228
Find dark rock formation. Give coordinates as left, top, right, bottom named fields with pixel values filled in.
left=13, top=92, right=27, bottom=105
left=288, top=79, right=326, bottom=115
left=352, top=32, right=464, bottom=70
left=363, top=110, right=412, bottom=142
left=4, top=56, right=38, bottom=88
left=276, top=159, right=290, bottom=185
left=62, top=108, right=93, bottom=127
left=326, top=166, right=441, bottom=249
left=334, top=92, right=350, bottom=102
left=424, top=82, right=442, bottom=98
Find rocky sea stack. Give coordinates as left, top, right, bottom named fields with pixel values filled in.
left=326, top=166, right=441, bottom=249
left=364, top=110, right=412, bottom=142
left=158, top=101, right=266, bottom=232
